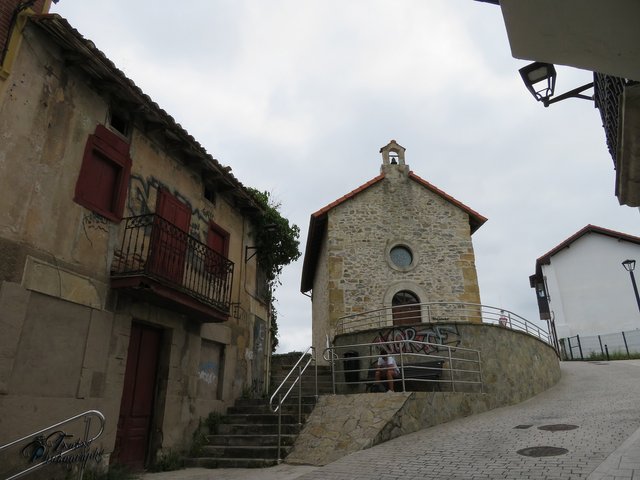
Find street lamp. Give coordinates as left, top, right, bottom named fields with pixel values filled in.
left=622, top=259, right=640, bottom=313
left=518, top=61, right=594, bottom=107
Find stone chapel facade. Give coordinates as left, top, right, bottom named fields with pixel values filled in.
left=301, top=141, right=487, bottom=353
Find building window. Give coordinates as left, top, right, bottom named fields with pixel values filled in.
left=108, top=109, right=131, bottom=138
left=74, top=124, right=132, bottom=222
left=389, top=245, right=413, bottom=268
left=206, top=222, right=230, bottom=274
left=203, top=184, right=216, bottom=204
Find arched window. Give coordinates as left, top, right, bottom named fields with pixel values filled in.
left=392, top=290, right=420, bottom=326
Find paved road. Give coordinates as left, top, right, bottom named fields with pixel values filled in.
left=142, top=360, right=640, bottom=480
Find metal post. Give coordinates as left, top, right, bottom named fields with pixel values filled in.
left=331, top=350, right=336, bottom=395
left=577, top=334, right=584, bottom=360
left=399, top=347, right=406, bottom=392
left=605, top=344, right=610, bottom=361
left=598, top=335, right=604, bottom=356
left=628, top=269, right=640, bottom=313
left=448, top=346, right=455, bottom=392
left=277, top=393, right=282, bottom=463
left=567, top=337, right=574, bottom=360
left=477, top=350, right=484, bottom=394
left=297, top=365, right=302, bottom=425
left=622, top=331, right=630, bottom=357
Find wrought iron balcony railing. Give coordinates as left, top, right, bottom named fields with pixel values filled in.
left=594, top=73, right=637, bottom=168
left=111, top=214, right=234, bottom=317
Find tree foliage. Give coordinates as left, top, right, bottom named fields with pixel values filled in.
left=247, top=188, right=301, bottom=352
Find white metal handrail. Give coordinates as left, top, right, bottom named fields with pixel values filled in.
left=326, top=339, right=483, bottom=393
left=336, top=302, right=550, bottom=344
left=269, top=346, right=317, bottom=462
left=0, top=410, right=106, bottom=480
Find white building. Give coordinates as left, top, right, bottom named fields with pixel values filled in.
left=530, top=225, right=640, bottom=341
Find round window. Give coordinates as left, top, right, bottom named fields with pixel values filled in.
left=389, top=245, right=413, bottom=268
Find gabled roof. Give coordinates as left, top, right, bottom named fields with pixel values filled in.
left=28, top=14, right=262, bottom=216
left=536, top=224, right=640, bottom=267
left=300, top=171, right=488, bottom=292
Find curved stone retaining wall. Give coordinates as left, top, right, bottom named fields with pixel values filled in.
left=332, top=322, right=560, bottom=406
left=287, top=324, right=559, bottom=466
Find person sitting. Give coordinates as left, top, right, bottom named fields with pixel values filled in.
left=375, top=348, right=400, bottom=392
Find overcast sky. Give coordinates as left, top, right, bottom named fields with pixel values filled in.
left=52, top=0, right=640, bottom=353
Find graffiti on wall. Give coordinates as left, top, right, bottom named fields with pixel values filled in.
left=372, top=325, right=461, bottom=355
left=197, top=361, right=218, bottom=385
left=127, top=174, right=215, bottom=242
left=251, top=317, right=267, bottom=395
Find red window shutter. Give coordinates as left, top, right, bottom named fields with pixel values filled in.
left=74, top=124, right=131, bottom=222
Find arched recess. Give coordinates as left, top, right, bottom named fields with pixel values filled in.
left=383, top=281, right=429, bottom=327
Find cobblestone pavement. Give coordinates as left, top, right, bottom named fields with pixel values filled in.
left=142, top=360, right=640, bottom=480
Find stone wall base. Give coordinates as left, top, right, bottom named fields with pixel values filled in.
left=286, top=391, right=493, bottom=466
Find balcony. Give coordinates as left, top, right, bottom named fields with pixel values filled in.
left=594, top=74, right=640, bottom=206
left=111, top=214, right=234, bottom=322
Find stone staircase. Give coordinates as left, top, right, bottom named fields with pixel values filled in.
left=184, top=355, right=333, bottom=468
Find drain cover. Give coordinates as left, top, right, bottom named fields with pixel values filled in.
left=538, top=424, right=579, bottom=432
left=517, top=446, right=569, bottom=457
left=514, top=424, right=533, bottom=429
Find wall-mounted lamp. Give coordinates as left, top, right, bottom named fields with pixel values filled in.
left=244, top=223, right=278, bottom=263
left=245, top=246, right=259, bottom=263
left=519, top=62, right=594, bottom=107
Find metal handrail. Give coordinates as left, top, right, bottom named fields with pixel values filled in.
left=0, top=410, right=106, bottom=480
left=336, top=302, right=550, bottom=344
left=326, top=340, right=483, bottom=393
left=269, top=346, right=317, bottom=462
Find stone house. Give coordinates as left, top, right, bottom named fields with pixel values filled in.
left=0, top=1, right=273, bottom=471
left=300, top=140, right=487, bottom=354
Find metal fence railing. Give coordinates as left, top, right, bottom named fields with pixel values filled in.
left=336, top=302, right=551, bottom=345
left=560, top=329, right=640, bottom=360
left=324, top=340, right=483, bottom=394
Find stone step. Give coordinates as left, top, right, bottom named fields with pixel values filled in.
left=198, top=445, right=286, bottom=459
left=206, top=434, right=297, bottom=447
left=217, top=423, right=302, bottom=436
left=228, top=402, right=315, bottom=415
left=224, top=412, right=300, bottom=424
left=184, top=457, right=280, bottom=469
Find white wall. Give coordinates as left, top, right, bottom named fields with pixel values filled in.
left=542, top=232, right=640, bottom=338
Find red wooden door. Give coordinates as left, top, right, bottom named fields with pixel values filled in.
left=392, top=291, right=420, bottom=326
left=149, top=190, right=191, bottom=283
left=114, top=323, right=162, bottom=470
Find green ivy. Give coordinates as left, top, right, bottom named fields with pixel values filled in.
left=247, top=188, right=301, bottom=352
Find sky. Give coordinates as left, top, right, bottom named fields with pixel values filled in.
left=51, top=0, right=640, bottom=353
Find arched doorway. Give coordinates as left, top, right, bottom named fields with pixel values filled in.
left=392, top=290, right=420, bottom=326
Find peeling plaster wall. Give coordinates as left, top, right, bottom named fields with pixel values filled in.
left=0, top=23, right=268, bottom=466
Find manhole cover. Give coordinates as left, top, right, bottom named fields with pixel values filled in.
left=514, top=424, right=533, bottom=429
left=517, top=446, right=569, bottom=457
left=538, top=424, right=579, bottom=432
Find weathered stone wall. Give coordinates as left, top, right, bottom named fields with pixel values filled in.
left=287, top=391, right=493, bottom=466
left=313, top=164, right=481, bottom=355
